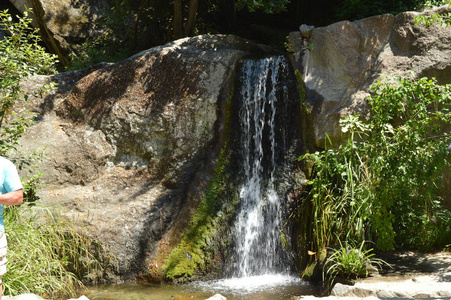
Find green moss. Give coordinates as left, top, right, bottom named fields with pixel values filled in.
left=295, top=70, right=309, bottom=113
left=164, top=145, right=231, bottom=280
left=163, top=73, right=236, bottom=281
left=294, top=68, right=317, bottom=151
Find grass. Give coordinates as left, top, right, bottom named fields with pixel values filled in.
left=3, top=205, right=112, bottom=299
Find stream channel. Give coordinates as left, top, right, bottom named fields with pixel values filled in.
left=85, top=56, right=314, bottom=300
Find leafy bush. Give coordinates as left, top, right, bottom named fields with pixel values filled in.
left=300, top=74, right=451, bottom=255
left=0, top=8, right=57, bottom=160
left=325, top=241, right=388, bottom=280
left=415, top=1, right=451, bottom=28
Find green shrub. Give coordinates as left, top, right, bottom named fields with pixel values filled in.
left=0, top=8, right=57, bottom=159
left=1, top=9, right=113, bottom=298
left=415, top=1, right=451, bottom=28
left=300, top=74, right=451, bottom=255
left=325, top=241, right=388, bottom=280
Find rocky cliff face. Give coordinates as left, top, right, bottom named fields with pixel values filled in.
left=289, top=5, right=451, bottom=148
left=18, top=35, right=272, bottom=278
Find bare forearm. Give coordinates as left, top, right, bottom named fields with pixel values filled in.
left=0, top=190, right=23, bottom=206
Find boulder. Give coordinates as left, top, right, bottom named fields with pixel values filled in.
left=17, top=35, right=271, bottom=279
left=289, top=5, right=451, bottom=148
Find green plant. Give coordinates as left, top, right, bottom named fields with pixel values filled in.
left=423, top=0, right=451, bottom=7
left=3, top=206, right=112, bottom=298
left=299, top=74, right=451, bottom=256
left=415, top=12, right=451, bottom=28
left=414, top=0, right=451, bottom=28
left=0, top=8, right=57, bottom=157
left=0, top=10, right=115, bottom=297
left=324, top=241, right=389, bottom=281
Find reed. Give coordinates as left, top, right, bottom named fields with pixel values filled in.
left=3, top=205, right=109, bottom=299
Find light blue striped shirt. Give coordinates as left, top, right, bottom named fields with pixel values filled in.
left=0, top=157, right=23, bottom=232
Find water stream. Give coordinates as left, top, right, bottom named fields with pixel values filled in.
left=233, top=56, right=290, bottom=278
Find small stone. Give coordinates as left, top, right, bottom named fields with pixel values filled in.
left=68, top=296, right=90, bottom=300
left=205, top=294, right=227, bottom=300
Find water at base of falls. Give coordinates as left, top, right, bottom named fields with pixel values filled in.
left=84, top=277, right=319, bottom=300
left=195, top=274, right=308, bottom=295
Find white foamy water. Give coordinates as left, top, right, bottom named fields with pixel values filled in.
left=233, top=56, right=290, bottom=278
left=195, top=274, right=305, bottom=295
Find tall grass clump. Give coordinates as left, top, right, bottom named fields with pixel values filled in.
left=300, top=75, right=451, bottom=259
left=3, top=205, right=110, bottom=299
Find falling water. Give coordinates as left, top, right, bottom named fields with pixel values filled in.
left=233, top=56, right=292, bottom=278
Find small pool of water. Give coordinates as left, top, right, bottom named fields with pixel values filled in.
left=83, top=275, right=319, bottom=300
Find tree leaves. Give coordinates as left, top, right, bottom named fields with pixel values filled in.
left=0, top=8, right=57, bottom=156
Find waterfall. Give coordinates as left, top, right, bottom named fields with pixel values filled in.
left=233, top=56, right=292, bottom=278
left=191, top=55, right=308, bottom=297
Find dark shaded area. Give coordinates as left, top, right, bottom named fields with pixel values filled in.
left=29, top=0, right=424, bottom=70
left=378, top=251, right=449, bottom=276
left=0, top=1, right=19, bottom=14
left=200, top=0, right=425, bottom=49
left=0, top=2, right=21, bottom=39
left=420, top=66, right=451, bottom=85
left=206, top=0, right=342, bottom=50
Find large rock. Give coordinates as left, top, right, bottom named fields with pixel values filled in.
left=17, top=35, right=271, bottom=278
left=289, top=5, right=451, bottom=148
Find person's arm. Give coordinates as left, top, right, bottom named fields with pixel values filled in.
left=0, top=189, right=23, bottom=206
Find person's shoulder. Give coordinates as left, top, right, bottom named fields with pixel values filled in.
left=0, top=157, right=15, bottom=168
